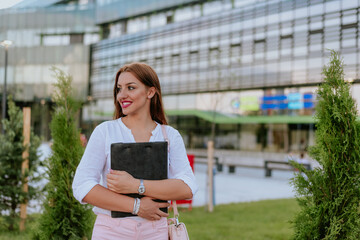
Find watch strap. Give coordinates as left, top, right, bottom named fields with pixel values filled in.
left=138, top=179, right=145, bottom=194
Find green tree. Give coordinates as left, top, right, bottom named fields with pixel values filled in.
left=34, top=67, right=93, bottom=240
left=0, top=96, right=41, bottom=231
left=290, top=51, right=360, bottom=239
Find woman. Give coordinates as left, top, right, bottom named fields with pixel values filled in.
left=72, top=62, right=198, bottom=239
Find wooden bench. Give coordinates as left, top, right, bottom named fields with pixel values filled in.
left=193, top=155, right=223, bottom=172
left=264, top=160, right=311, bottom=177
left=194, top=155, right=264, bottom=174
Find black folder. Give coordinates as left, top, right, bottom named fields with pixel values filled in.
left=110, top=141, right=168, bottom=218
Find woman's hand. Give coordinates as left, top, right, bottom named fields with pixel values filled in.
left=137, top=197, right=169, bottom=221
left=107, top=170, right=138, bottom=194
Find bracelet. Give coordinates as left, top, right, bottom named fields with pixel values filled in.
left=132, top=198, right=141, bottom=215
left=135, top=198, right=141, bottom=215
left=132, top=198, right=137, bottom=215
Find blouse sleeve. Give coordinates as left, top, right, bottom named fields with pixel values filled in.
left=72, top=125, right=107, bottom=204
left=168, top=127, right=199, bottom=197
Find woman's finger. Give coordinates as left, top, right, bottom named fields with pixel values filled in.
left=157, top=210, right=169, bottom=218
left=107, top=179, right=114, bottom=186
left=158, top=202, right=170, bottom=209
left=110, top=169, right=125, bottom=174
left=106, top=173, right=116, bottom=180
left=107, top=182, right=115, bottom=190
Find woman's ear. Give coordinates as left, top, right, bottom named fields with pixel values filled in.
left=147, top=87, right=156, bottom=99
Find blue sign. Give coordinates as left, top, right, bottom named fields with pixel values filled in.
left=232, top=93, right=315, bottom=111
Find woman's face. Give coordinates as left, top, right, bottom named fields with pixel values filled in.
left=116, top=72, right=155, bottom=117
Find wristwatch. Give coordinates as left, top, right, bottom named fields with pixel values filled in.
left=138, top=179, right=145, bottom=195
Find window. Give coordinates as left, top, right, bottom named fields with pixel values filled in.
left=109, top=21, right=124, bottom=38
left=203, top=1, right=223, bottom=16
left=209, top=47, right=219, bottom=66
left=84, top=33, right=99, bottom=45
left=341, top=25, right=357, bottom=48
left=154, top=56, right=164, bottom=71
left=280, top=35, right=292, bottom=56
left=230, top=43, right=241, bottom=64
left=309, top=29, right=323, bottom=52
left=70, top=34, right=84, bottom=44
left=127, top=16, right=148, bottom=34
left=254, top=39, right=265, bottom=59
left=188, top=50, right=198, bottom=67
left=149, top=13, right=166, bottom=28
left=309, top=4, right=324, bottom=16
left=174, top=6, right=195, bottom=22
left=166, top=13, right=174, bottom=24
left=171, top=54, right=180, bottom=72
left=42, top=35, right=70, bottom=46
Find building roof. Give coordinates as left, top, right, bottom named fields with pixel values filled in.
left=165, top=109, right=316, bottom=124
left=11, top=0, right=63, bottom=8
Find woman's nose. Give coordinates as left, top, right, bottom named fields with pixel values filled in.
left=117, top=89, right=127, bottom=98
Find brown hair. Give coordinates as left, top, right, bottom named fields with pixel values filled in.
left=113, top=62, right=168, bottom=125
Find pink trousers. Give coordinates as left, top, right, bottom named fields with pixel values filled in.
left=91, top=214, right=168, bottom=240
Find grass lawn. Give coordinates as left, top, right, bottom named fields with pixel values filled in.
left=0, top=198, right=299, bottom=240
left=180, top=198, right=299, bottom=240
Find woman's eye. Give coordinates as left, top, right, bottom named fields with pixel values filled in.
left=128, top=86, right=135, bottom=90
left=116, top=87, right=121, bottom=93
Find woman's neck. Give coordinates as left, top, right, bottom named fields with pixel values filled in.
left=122, top=114, right=156, bottom=131
left=122, top=115, right=157, bottom=142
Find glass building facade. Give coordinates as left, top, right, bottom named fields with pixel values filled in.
left=0, top=0, right=99, bottom=139
left=91, top=0, right=359, bottom=98
left=2, top=0, right=360, bottom=152
left=87, top=0, right=360, bottom=152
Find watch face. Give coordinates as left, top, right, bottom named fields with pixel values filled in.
left=139, top=186, right=145, bottom=194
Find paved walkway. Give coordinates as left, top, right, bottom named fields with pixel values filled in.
left=192, top=163, right=296, bottom=207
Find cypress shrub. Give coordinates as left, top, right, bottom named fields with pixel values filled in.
left=0, top=97, right=41, bottom=231
left=34, top=67, right=93, bottom=240
left=290, top=51, right=360, bottom=239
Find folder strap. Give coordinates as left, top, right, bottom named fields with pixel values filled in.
left=161, top=125, right=170, bottom=153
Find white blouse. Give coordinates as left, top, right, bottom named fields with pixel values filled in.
left=72, top=118, right=198, bottom=216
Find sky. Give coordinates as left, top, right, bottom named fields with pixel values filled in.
left=0, top=0, right=24, bottom=9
